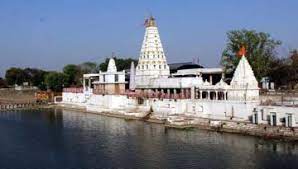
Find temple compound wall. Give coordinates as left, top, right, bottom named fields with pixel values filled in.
left=62, top=91, right=259, bottom=121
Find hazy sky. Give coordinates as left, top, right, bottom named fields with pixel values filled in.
left=1, top=0, right=298, bottom=77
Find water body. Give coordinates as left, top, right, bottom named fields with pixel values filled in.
left=0, top=108, right=297, bottom=169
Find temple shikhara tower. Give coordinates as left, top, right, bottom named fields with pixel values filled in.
left=228, top=54, right=259, bottom=101
left=135, top=16, right=170, bottom=87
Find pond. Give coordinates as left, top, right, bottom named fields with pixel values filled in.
left=0, top=108, right=297, bottom=169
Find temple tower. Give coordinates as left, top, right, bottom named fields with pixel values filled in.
left=135, top=16, right=170, bottom=87
left=129, top=61, right=136, bottom=90
left=107, top=58, right=117, bottom=73
left=228, top=54, right=259, bottom=101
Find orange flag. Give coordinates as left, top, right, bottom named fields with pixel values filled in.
left=237, top=46, right=246, bottom=57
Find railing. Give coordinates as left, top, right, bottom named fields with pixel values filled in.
left=260, top=89, right=298, bottom=107
left=123, top=90, right=191, bottom=99
left=261, top=89, right=298, bottom=96
left=63, top=87, right=83, bottom=93
left=91, top=89, right=191, bottom=99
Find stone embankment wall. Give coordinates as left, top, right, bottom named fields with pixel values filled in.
left=167, top=118, right=298, bottom=140
left=0, top=102, right=48, bottom=111
left=62, top=92, right=259, bottom=120
left=260, top=93, right=298, bottom=106
left=0, top=88, right=37, bottom=103
left=0, top=88, right=46, bottom=111
left=220, top=121, right=298, bottom=140
left=61, top=92, right=298, bottom=140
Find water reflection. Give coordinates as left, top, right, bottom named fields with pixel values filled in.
left=0, top=108, right=297, bottom=169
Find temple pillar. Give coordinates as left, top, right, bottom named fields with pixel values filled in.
left=195, top=89, right=199, bottom=99
left=209, top=75, right=213, bottom=85
left=215, top=91, right=218, bottom=100
left=200, top=91, right=202, bottom=99
left=191, top=87, right=195, bottom=99
left=88, top=78, right=91, bottom=89
left=154, top=88, right=158, bottom=98
left=207, top=90, right=210, bottom=100
left=83, top=78, right=86, bottom=91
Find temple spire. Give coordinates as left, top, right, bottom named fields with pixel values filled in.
left=230, top=54, right=258, bottom=89
left=135, top=16, right=170, bottom=82
left=129, top=61, right=136, bottom=90
left=107, top=58, right=117, bottom=73
left=144, top=16, right=156, bottom=27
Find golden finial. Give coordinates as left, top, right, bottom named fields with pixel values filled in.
left=144, top=16, right=156, bottom=27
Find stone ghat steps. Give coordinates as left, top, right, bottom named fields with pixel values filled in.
left=0, top=102, right=48, bottom=111
left=164, top=115, right=298, bottom=141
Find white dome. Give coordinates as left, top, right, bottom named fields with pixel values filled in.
left=216, top=79, right=229, bottom=88
left=203, top=79, right=211, bottom=86
left=107, top=58, right=117, bottom=73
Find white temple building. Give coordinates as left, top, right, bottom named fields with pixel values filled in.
left=93, top=58, right=126, bottom=95
left=81, top=58, right=126, bottom=95
left=61, top=16, right=298, bottom=128
left=132, top=16, right=258, bottom=103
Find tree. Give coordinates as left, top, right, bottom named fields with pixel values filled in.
left=267, top=57, right=290, bottom=89
left=23, top=68, right=47, bottom=87
left=0, top=77, right=8, bottom=88
left=289, top=49, right=298, bottom=89
left=290, top=49, right=298, bottom=68
left=5, top=67, right=27, bottom=85
left=99, top=57, right=138, bottom=71
left=79, top=62, right=97, bottom=74
left=267, top=49, right=298, bottom=89
left=221, top=29, right=281, bottom=81
left=63, top=64, right=82, bottom=86
left=45, top=72, right=67, bottom=92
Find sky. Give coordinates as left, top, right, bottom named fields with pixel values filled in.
left=1, top=0, right=298, bottom=77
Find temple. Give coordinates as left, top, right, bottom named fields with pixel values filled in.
left=61, top=16, right=298, bottom=128
left=132, top=17, right=257, bottom=103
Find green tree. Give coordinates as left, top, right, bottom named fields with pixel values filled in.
left=0, top=77, right=8, bottom=88
left=5, top=67, right=26, bottom=85
left=23, top=68, right=47, bottom=87
left=99, top=59, right=109, bottom=71
left=290, top=49, right=298, bottom=68
left=221, top=29, right=281, bottom=81
left=267, top=49, right=298, bottom=89
left=289, top=49, right=298, bottom=89
left=99, top=57, right=138, bottom=71
left=267, top=57, right=290, bottom=89
left=79, top=62, right=97, bottom=74
left=63, top=64, right=82, bottom=86
left=45, top=72, right=67, bottom=92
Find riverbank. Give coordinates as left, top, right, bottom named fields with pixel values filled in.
left=55, top=103, right=298, bottom=141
